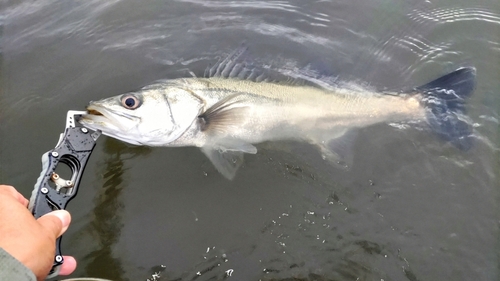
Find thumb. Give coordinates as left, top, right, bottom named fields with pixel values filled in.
left=37, top=210, right=71, bottom=239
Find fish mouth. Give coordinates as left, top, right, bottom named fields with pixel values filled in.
left=87, top=108, right=104, bottom=116
left=80, top=104, right=140, bottom=131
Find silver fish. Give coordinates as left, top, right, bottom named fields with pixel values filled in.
left=80, top=47, right=475, bottom=179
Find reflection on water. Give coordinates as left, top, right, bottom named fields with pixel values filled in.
left=83, top=139, right=150, bottom=281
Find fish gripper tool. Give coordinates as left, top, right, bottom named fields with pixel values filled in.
left=28, top=110, right=101, bottom=279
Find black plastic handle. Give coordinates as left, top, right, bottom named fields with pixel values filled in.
left=28, top=112, right=100, bottom=278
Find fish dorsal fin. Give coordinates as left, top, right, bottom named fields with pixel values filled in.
left=204, top=43, right=269, bottom=82
left=198, top=94, right=249, bottom=134
left=203, top=43, right=338, bottom=89
left=200, top=146, right=244, bottom=180
left=205, top=43, right=248, bottom=78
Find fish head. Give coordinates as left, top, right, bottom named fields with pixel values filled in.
left=79, top=84, right=204, bottom=146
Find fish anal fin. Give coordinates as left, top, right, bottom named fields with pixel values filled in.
left=201, top=146, right=245, bottom=180
left=198, top=94, right=249, bottom=134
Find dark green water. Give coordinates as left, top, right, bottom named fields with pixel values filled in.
left=1, top=0, right=499, bottom=280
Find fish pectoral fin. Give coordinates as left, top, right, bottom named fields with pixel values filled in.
left=198, top=94, right=249, bottom=134
left=310, top=129, right=358, bottom=170
left=201, top=146, right=246, bottom=180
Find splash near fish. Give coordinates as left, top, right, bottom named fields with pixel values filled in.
left=79, top=45, right=476, bottom=179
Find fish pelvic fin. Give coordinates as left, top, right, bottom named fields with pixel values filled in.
left=201, top=138, right=257, bottom=180
left=201, top=147, right=243, bottom=180
left=416, top=67, right=476, bottom=150
left=201, top=141, right=257, bottom=180
left=309, top=129, right=358, bottom=170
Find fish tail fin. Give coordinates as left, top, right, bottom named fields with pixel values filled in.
left=416, top=67, right=476, bottom=150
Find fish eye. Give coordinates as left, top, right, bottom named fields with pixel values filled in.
left=120, top=94, right=141, bottom=110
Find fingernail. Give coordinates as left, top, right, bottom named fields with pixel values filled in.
left=47, top=210, right=71, bottom=235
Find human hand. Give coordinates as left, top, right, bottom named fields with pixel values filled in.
left=0, top=185, right=77, bottom=280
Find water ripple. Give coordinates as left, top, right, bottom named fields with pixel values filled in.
left=176, top=0, right=331, bottom=27
left=2, top=0, right=121, bottom=50
left=358, top=5, right=500, bottom=82
left=409, top=7, right=500, bottom=25
left=250, top=23, right=333, bottom=45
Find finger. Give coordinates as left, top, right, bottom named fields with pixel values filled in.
left=0, top=185, right=29, bottom=206
left=38, top=210, right=71, bottom=238
left=59, top=256, right=77, bottom=275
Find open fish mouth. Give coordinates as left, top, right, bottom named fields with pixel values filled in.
left=80, top=105, right=140, bottom=131
left=87, top=108, right=104, bottom=116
